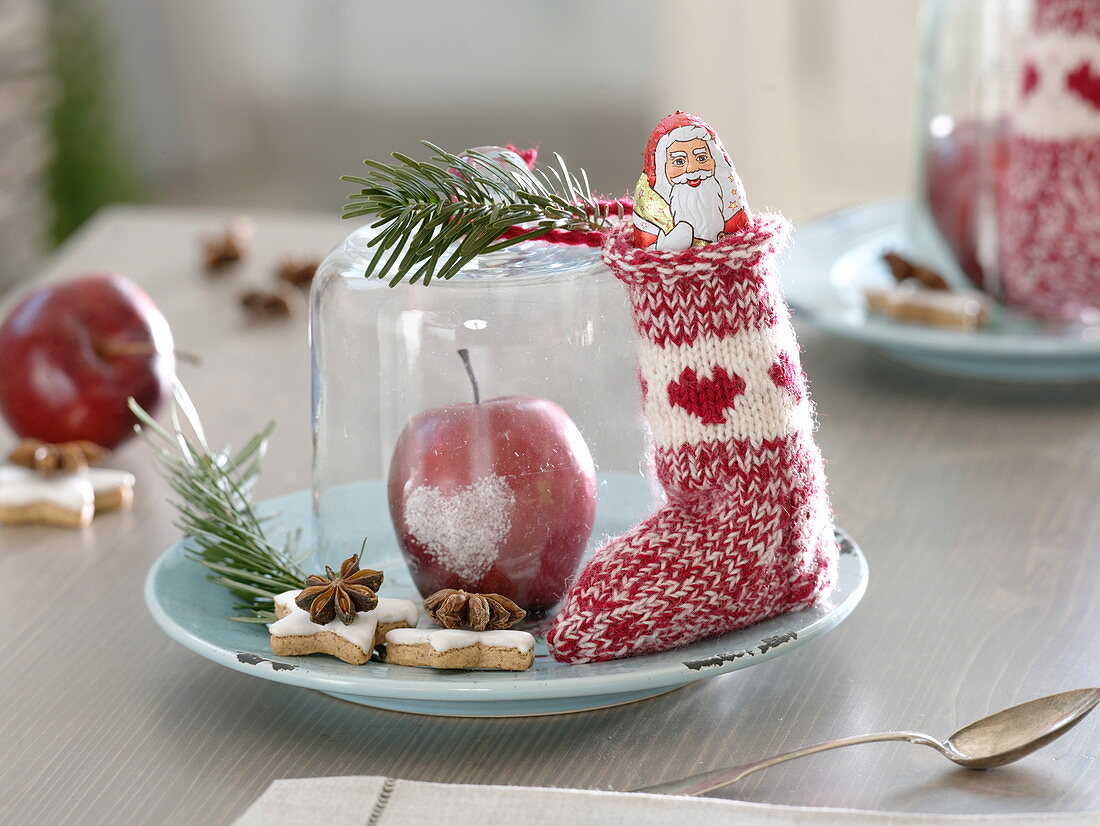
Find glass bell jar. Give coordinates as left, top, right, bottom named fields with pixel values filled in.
left=910, top=0, right=1100, bottom=322
left=310, top=223, right=654, bottom=614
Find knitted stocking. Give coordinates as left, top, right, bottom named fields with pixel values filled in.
left=1000, top=0, right=1100, bottom=319
left=546, top=216, right=837, bottom=664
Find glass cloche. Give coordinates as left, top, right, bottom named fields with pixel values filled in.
left=310, top=226, right=654, bottom=613
left=910, top=0, right=1100, bottom=321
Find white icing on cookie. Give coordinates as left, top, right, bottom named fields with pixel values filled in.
left=269, top=590, right=420, bottom=652
left=0, top=464, right=95, bottom=512
left=0, top=464, right=135, bottom=513
left=402, top=474, right=515, bottom=582
left=385, top=627, right=535, bottom=653
left=85, top=467, right=136, bottom=495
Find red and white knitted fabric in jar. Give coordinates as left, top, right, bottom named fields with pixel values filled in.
left=1000, top=0, right=1100, bottom=319
left=545, top=216, right=837, bottom=665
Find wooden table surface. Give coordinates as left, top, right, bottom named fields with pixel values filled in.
left=3, top=207, right=1099, bottom=825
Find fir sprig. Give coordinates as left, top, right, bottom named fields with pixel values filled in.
left=341, top=142, right=620, bottom=286
left=130, top=388, right=307, bottom=622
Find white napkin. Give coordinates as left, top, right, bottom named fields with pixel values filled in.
left=233, top=776, right=1099, bottom=826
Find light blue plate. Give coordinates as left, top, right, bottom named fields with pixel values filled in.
left=786, top=201, right=1100, bottom=382
left=145, top=474, right=868, bottom=717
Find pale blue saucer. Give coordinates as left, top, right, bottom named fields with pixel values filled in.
left=145, top=474, right=867, bottom=717
left=786, top=201, right=1100, bottom=382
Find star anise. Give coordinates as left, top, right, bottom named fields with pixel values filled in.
left=423, top=589, right=526, bottom=631
left=295, top=555, right=383, bottom=625
left=8, top=439, right=108, bottom=476
left=240, top=288, right=292, bottom=319
left=202, top=216, right=254, bottom=271
left=276, top=252, right=321, bottom=289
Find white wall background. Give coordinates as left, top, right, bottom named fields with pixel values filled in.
left=665, top=0, right=922, bottom=218
left=95, top=0, right=922, bottom=221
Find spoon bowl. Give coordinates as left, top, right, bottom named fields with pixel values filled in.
left=943, top=687, right=1100, bottom=768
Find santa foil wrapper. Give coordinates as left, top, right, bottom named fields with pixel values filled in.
left=999, top=0, right=1100, bottom=319
left=547, top=113, right=837, bottom=664
left=632, top=112, right=751, bottom=251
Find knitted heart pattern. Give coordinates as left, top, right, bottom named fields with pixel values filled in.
left=999, top=0, right=1100, bottom=319
left=666, top=366, right=745, bottom=425
left=545, top=217, right=837, bottom=664
left=1068, top=60, right=1100, bottom=108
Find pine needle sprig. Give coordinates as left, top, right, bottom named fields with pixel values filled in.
left=130, top=387, right=308, bottom=622
left=341, top=142, right=622, bottom=287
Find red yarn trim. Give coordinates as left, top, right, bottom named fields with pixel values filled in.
left=496, top=198, right=634, bottom=248
left=504, top=144, right=539, bottom=170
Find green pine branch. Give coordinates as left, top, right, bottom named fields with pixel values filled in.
left=130, top=387, right=307, bottom=622
left=341, top=142, right=621, bottom=287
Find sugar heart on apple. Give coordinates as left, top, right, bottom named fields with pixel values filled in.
left=0, top=273, right=175, bottom=449
left=387, top=350, right=597, bottom=613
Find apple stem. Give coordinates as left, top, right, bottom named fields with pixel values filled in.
left=457, top=348, right=481, bottom=405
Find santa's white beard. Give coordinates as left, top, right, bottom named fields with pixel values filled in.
left=668, top=174, right=725, bottom=241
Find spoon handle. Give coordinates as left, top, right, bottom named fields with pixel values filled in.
left=632, top=730, right=942, bottom=796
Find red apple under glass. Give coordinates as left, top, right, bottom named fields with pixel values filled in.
left=925, top=119, right=1010, bottom=292
left=0, top=273, right=175, bottom=449
left=387, top=365, right=597, bottom=614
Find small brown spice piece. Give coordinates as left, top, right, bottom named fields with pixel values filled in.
left=423, top=589, right=526, bottom=631
left=295, top=555, right=384, bottom=625
left=8, top=439, right=108, bottom=476
left=276, top=252, right=322, bottom=289
left=202, top=216, right=255, bottom=271
left=240, top=289, right=292, bottom=319
left=882, top=252, right=950, bottom=291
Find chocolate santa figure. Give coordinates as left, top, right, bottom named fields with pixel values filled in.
left=632, top=112, right=751, bottom=251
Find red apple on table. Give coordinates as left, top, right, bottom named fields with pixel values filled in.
left=388, top=350, right=597, bottom=614
left=0, top=273, right=175, bottom=450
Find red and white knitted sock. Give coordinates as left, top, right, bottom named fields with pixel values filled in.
left=545, top=216, right=837, bottom=664
left=1000, top=0, right=1100, bottom=319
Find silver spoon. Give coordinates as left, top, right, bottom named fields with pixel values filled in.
left=634, top=687, right=1100, bottom=797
